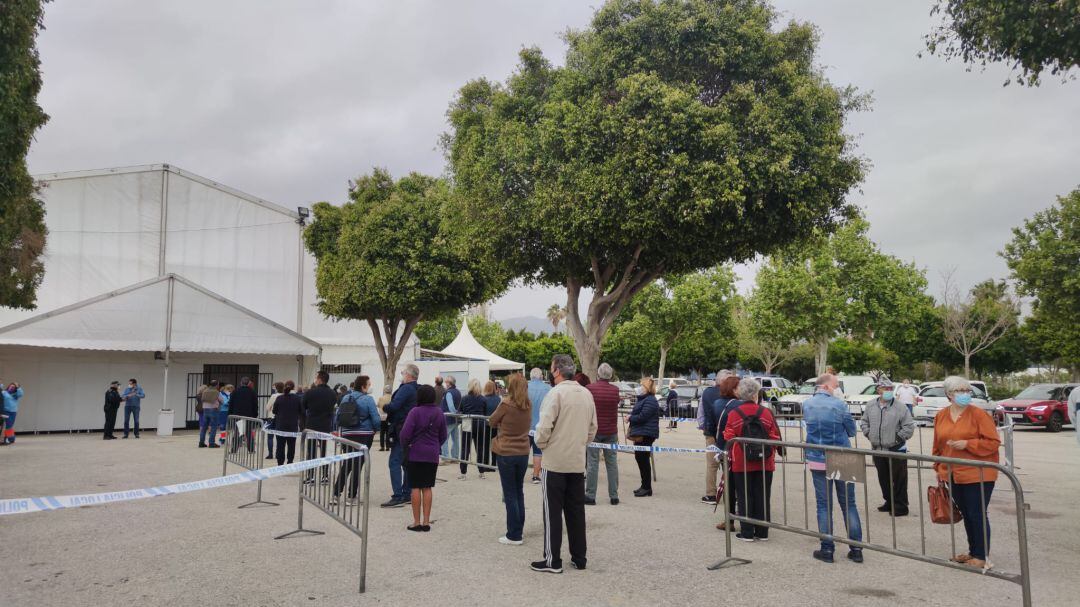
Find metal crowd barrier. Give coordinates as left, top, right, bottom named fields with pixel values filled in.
left=709, top=437, right=1032, bottom=607
left=275, top=430, right=372, bottom=593
left=221, top=415, right=277, bottom=508
left=441, top=413, right=497, bottom=472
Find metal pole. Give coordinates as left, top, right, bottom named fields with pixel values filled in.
left=359, top=445, right=371, bottom=594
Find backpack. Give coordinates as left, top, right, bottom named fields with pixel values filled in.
left=337, top=393, right=360, bottom=428
left=734, top=405, right=772, bottom=462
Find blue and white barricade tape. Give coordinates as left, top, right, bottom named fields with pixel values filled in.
left=587, top=442, right=723, bottom=455
left=0, top=450, right=364, bottom=517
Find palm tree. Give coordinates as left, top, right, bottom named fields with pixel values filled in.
left=546, top=304, right=567, bottom=333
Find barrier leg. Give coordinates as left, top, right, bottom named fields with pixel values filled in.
left=239, top=431, right=278, bottom=509
left=275, top=433, right=325, bottom=540
left=708, top=454, right=751, bottom=571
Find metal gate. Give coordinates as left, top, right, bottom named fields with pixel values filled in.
left=185, top=368, right=273, bottom=428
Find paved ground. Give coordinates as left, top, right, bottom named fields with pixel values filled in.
left=0, top=424, right=1076, bottom=606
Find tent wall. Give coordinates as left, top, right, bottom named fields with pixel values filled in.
left=414, top=359, right=490, bottom=393
left=0, top=346, right=308, bottom=432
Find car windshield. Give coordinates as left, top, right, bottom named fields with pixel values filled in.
left=860, top=385, right=878, bottom=395
left=1015, top=385, right=1055, bottom=401
left=797, top=383, right=816, bottom=394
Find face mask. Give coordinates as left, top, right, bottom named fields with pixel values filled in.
left=954, top=393, right=973, bottom=407
left=882, top=391, right=894, bottom=401
left=634, top=386, right=645, bottom=396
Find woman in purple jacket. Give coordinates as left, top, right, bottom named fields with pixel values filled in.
left=398, top=384, right=448, bottom=532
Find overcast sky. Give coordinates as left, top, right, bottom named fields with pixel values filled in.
left=28, top=1, right=1079, bottom=320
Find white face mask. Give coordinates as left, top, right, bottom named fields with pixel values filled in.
left=634, top=386, right=645, bottom=396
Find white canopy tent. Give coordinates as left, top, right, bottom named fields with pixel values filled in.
left=440, top=319, right=524, bottom=372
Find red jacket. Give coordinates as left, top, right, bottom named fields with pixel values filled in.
left=722, top=401, right=781, bottom=473
left=587, top=380, right=621, bottom=436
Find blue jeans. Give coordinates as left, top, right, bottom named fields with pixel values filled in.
left=811, top=470, right=862, bottom=553
left=497, top=454, right=529, bottom=541
left=442, top=422, right=460, bottom=458
left=199, top=409, right=219, bottom=445
left=388, top=441, right=411, bottom=500
left=123, top=405, right=140, bottom=436
left=952, top=481, right=994, bottom=559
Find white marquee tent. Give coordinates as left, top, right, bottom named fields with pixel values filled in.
left=440, top=319, right=524, bottom=372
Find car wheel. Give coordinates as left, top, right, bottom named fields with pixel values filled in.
left=1046, top=412, right=1064, bottom=433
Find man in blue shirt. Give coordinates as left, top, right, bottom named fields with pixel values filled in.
left=803, top=373, right=863, bottom=564
left=527, top=367, right=552, bottom=484
left=121, top=378, right=146, bottom=439
left=440, top=375, right=462, bottom=459
left=381, top=363, right=418, bottom=508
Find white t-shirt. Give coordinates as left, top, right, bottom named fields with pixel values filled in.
left=1067, top=387, right=1080, bottom=446
left=895, top=384, right=919, bottom=406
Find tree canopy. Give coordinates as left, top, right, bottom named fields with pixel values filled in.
left=924, top=0, right=1080, bottom=85
left=444, top=0, right=866, bottom=377
left=0, top=0, right=49, bottom=309
left=304, top=169, right=507, bottom=386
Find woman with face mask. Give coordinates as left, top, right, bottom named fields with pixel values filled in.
left=931, top=375, right=1001, bottom=570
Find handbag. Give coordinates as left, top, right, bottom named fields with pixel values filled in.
left=928, top=481, right=963, bottom=524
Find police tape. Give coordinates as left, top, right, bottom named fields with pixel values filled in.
left=587, top=442, right=722, bottom=454
left=0, top=450, right=364, bottom=517
left=263, top=428, right=369, bottom=441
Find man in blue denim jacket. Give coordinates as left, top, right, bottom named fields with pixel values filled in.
left=803, top=373, right=863, bottom=564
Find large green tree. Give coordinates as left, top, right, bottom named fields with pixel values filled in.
left=444, top=0, right=866, bottom=378
left=416, top=310, right=508, bottom=353
left=924, top=0, right=1080, bottom=85
left=305, top=170, right=507, bottom=388
left=0, top=0, right=49, bottom=309
left=940, top=276, right=1019, bottom=377
left=752, top=218, right=928, bottom=375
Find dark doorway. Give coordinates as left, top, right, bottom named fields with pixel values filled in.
left=184, top=365, right=272, bottom=428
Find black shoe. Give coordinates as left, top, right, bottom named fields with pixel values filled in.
left=633, top=488, right=652, bottom=497
left=891, top=509, right=909, bottom=517
left=407, top=524, right=424, bottom=532
left=530, top=560, right=563, bottom=574
left=813, top=550, right=835, bottom=563
left=570, top=560, right=586, bottom=570
left=134, top=434, right=140, bottom=438
left=380, top=498, right=407, bottom=509
left=877, top=504, right=891, bottom=512
left=103, top=435, right=116, bottom=440
left=208, top=444, right=219, bottom=449
left=198, top=443, right=207, bottom=448
left=584, top=497, right=596, bottom=506
left=122, top=435, right=129, bottom=439
left=610, top=498, right=620, bottom=505
left=701, top=495, right=717, bottom=504
left=847, top=549, right=864, bottom=563
left=265, top=455, right=275, bottom=459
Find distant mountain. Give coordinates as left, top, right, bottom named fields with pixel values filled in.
left=498, top=315, right=563, bottom=335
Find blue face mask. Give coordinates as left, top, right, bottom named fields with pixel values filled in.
left=954, top=393, right=973, bottom=407
left=882, top=391, right=894, bottom=401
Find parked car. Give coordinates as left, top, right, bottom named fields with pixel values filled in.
left=775, top=380, right=818, bottom=415
left=844, top=383, right=883, bottom=419
left=912, top=381, right=997, bottom=425
left=998, top=384, right=1077, bottom=432
left=774, top=375, right=873, bottom=416
left=612, top=381, right=640, bottom=407
left=659, top=377, right=691, bottom=388
left=754, top=376, right=796, bottom=402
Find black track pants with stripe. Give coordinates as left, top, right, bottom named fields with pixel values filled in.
left=541, top=469, right=587, bottom=567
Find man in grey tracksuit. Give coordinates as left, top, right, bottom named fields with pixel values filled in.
left=859, top=378, right=915, bottom=516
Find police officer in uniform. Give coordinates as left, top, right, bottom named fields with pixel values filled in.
left=104, top=381, right=122, bottom=440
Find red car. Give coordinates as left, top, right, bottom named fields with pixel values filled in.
left=999, top=383, right=1077, bottom=432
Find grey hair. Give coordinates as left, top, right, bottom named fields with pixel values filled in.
left=445, top=375, right=457, bottom=387
left=551, top=354, right=576, bottom=380
left=816, top=373, right=836, bottom=387
left=736, top=378, right=762, bottom=402
left=530, top=367, right=544, bottom=380
left=943, top=375, right=971, bottom=398
left=402, top=363, right=419, bottom=380
left=596, top=363, right=614, bottom=380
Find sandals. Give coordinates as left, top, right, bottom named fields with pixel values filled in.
left=950, top=553, right=972, bottom=563
left=965, top=558, right=992, bottom=570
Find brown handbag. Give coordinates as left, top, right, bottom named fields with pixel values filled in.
left=928, top=481, right=963, bottom=524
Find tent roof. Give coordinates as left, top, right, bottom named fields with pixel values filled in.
left=0, top=274, right=320, bottom=356
left=440, top=319, right=524, bottom=371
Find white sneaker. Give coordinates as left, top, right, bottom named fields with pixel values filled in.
left=479, top=473, right=486, bottom=480
left=499, top=536, right=524, bottom=546
left=458, top=474, right=467, bottom=480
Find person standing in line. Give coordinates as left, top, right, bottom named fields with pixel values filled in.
left=932, top=375, right=1001, bottom=569
left=722, top=378, right=781, bottom=542
left=458, top=379, right=489, bottom=479
left=859, top=378, right=915, bottom=517
left=120, top=378, right=145, bottom=439
left=264, top=382, right=284, bottom=459
left=490, top=373, right=532, bottom=544
left=434, top=376, right=446, bottom=414
left=382, top=364, right=419, bottom=508
left=699, top=372, right=724, bottom=504
left=301, top=371, right=337, bottom=485
left=803, top=373, right=863, bottom=564
left=531, top=354, right=597, bottom=574
left=1, top=381, right=24, bottom=445
left=103, top=381, right=122, bottom=440
left=197, top=381, right=223, bottom=448
left=894, top=379, right=920, bottom=414
left=526, top=367, right=552, bottom=484
left=665, top=381, right=679, bottom=429
left=712, top=375, right=742, bottom=529
left=216, top=383, right=234, bottom=445
left=272, top=380, right=302, bottom=465
left=483, top=380, right=502, bottom=469
left=377, top=385, right=392, bottom=451
left=627, top=378, right=660, bottom=497
left=229, top=377, right=260, bottom=452
left=332, top=375, right=381, bottom=506
left=584, top=363, right=621, bottom=506
left=398, top=384, right=448, bottom=532
left=440, top=375, right=462, bottom=461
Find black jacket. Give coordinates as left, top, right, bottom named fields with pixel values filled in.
left=301, top=384, right=337, bottom=432
left=229, top=385, right=259, bottom=419
left=629, top=394, right=661, bottom=439
left=104, top=389, right=122, bottom=411
left=272, top=393, right=302, bottom=433
left=460, top=394, right=488, bottom=416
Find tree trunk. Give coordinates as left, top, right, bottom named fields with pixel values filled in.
left=367, top=316, right=422, bottom=393
left=657, top=345, right=669, bottom=381
left=763, top=360, right=774, bottom=375
left=963, top=352, right=972, bottom=378
left=814, top=336, right=829, bottom=375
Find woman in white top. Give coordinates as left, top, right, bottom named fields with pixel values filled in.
left=265, top=381, right=284, bottom=459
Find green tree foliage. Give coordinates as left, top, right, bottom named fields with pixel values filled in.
left=1019, top=304, right=1080, bottom=376
left=940, top=276, right=1019, bottom=377
left=0, top=0, right=49, bottom=309
left=924, top=0, right=1080, bottom=85
left=828, top=337, right=899, bottom=375
left=304, top=170, right=507, bottom=387
left=444, top=0, right=866, bottom=377
left=416, top=311, right=508, bottom=353
left=753, top=218, right=928, bottom=374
